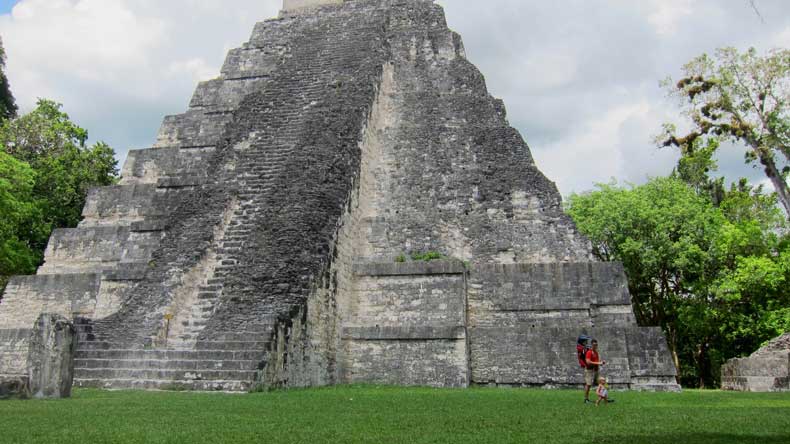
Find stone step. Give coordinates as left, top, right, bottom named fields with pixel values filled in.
left=120, top=146, right=215, bottom=186
left=179, top=320, right=207, bottom=328
left=75, top=349, right=265, bottom=362
left=74, top=378, right=254, bottom=392
left=199, top=331, right=274, bottom=342
left=75, top=358, right=259, bottom=371
left=79, top=184, right=159, bottom=227
left=194, top=341, right=271, bottom=351
left=198, top=284, right=223, bottom=291
left=38, top=227, right=161, bottom=275
left=102, top=262, right=150, bottom=281
left=74, top=368, right=257, bottom=381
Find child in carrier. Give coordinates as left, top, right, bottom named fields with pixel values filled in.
left=596, top=376, right=609, bottom=406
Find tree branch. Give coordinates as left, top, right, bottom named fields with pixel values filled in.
left=749, top=0, right=766, bottom=24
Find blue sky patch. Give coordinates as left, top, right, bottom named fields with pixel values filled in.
left=0, top=0, right=19, bottom=15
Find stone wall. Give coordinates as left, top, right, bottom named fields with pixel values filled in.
left=0, top=0, right=680, bottom=392
left=0, top=275, right=100, bottom=377
left=722, top=334, right=790, bottom=392
left=341, top=261, right=468, bottom=387
left=0, top=329, right=31, bottom=377
left=330, top=1, right=594, bottom=265
left=467, top=263, right=676, bottom=389
left=0, top=274, right=101, bottom=330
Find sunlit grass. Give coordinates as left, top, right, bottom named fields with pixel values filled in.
left=1, top=387, right=788, bottom=443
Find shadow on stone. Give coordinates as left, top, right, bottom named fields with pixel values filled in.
left=0, top=376, right=30, bottom=400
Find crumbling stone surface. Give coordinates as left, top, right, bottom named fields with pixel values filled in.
left=0, top=376, right=29, bottom=400
left=283, top=0, right=344, bottom=13
left=753, top=333, right=790, bottom=356
left=27, top=314, right=75, bottom=399
left=0, top=0, right=680, bottom=392
left=722, top=334, right=790, bottom=392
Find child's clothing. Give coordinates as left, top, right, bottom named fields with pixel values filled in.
left=596, top=384, right=608, bottom=399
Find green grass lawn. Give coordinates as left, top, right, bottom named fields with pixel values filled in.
left=1, top=387, right=789, bottom=444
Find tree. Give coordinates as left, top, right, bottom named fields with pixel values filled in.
left=567, top=177, right=789, bottom=387
left=0, top=37, right=17, bottom=121
left=659, top=47, right=790, bottom=218
left=0, top=150, right=41, bottom=291
left=0, top=100, right=118, bottom=231
left=0, top=100, right=118, bottom=291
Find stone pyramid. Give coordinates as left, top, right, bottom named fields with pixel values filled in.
left=0, top=0, right=679, bottom=392
left=722, top=334, right=790, bottom=392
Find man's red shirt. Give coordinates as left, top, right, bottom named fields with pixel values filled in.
left=585, top=349, right=600, bottom=371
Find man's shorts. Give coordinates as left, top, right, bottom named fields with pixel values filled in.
left=584, top=368, right=599, bottom=386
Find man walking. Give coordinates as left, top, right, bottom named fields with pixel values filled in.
left=584, top=339, right=606, bottom=404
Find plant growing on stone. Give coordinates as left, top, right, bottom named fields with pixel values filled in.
left=409, top=251, right=446, bottom=262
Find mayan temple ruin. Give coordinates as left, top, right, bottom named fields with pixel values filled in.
left=0, top=0, right=679, bottom=393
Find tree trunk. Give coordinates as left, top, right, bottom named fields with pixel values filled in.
left=756, top=149, right=790, bottom=220
left=667, top=327, right=682, bottom=385
left=696, top=341, right=710, bottom=389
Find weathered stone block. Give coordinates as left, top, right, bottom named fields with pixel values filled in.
left=722, top=334, right=790, bottom=392
left=0, top=275, right=100, bottom=330
left=27, top=314, right=76, bottom=399
left=0, top=376, right=29, bottom=400
left=283, top=0, right=344, bottom=13
left=0, top=329, right=32, bottom=376
left=80, top=184, right=159, bottom=227
left=344, top=338, right=468, bottom=388
left=120, top=146, right=215, bottom=185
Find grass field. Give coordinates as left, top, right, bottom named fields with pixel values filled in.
left=1, top=387, right=789, bottom=444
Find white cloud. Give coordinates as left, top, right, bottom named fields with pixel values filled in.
left=773, top=26, right=790, bottom=47
left=517, top=48, right=579, bottom=93
left=2, top=0, right=167, bottom=101
left=647, top=0, right=694, bottom=36
left=0, top=0, right=280, bottom=160
left=1, top=0, right=788, bottom=195
left=535, top=100, right=655, bottom=194
left=166, top=58, right=217, bottom=85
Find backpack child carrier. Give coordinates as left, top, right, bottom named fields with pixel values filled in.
left=577, top=335, right=592, bottom=368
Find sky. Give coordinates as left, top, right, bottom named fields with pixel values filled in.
left=0, top=0, right=788, bottom=196
left=0, top=1, right=15, bottom=15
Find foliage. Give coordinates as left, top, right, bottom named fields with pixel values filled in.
left=1, top=388, right=789, bottom=443
left=0, top=150, right=41, bottom=291
left=0, top=100, right=117, bottom=291
left=659, top=47, right=790, bottom=218
left=394, top=251, right=447, bottom=262
left=409, top=251, right=446, bottom=261
left=0, top=37, right=16, bottom=121
left=567, top=177, right=789, bottom=387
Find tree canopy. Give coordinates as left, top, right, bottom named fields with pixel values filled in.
left=659, top=47, right=790, bottom=218
left=567, top=176, right=789, bottom=387
left=0, top=37, right=17, bottom=121
left=0, top=150, right=40, bottom=290
left=0, top=100, right=118, bottom=292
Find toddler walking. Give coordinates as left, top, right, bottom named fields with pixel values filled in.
left=596, top=376, right=609, bottom=406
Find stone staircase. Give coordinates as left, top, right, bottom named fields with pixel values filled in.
left=72, top=319, right=272, bottom=391
left=68, top=7, right=376, bottom=390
